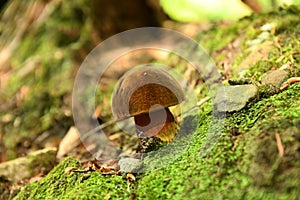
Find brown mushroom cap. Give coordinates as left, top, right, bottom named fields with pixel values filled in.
left=112, top=66, right=185, bottom=120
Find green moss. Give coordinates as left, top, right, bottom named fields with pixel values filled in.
left=15, top=157, right=130, bottom=200
left=15, top=157, right=80, bottom=199
left=196, top=24, right=240, bottom=54
left=136, top=80, right=300, bottom=200
left=258, top=83, right=280, bottom=98
left=243, top=60, right=280, bottom=80
left=135, top=6, right=300, bottom=197
left=288, top=69, right=300, bottom=77
left=228, top=78, right=259, bottom=85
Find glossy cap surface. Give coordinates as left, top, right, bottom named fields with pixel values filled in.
left=112, top=66, right=185, bottom=120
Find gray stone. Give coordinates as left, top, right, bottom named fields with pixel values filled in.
left=118, top=157, right=143, bottom=173
left=0, top=147, right=57, bottom=182
left=261, top=70, right=288, bottom=87
left=214, top=85, right=258, bottom=113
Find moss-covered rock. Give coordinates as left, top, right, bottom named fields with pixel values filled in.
left=14, top=157, right=130, bottom=199
left=0, top=147, right=57, bottom=182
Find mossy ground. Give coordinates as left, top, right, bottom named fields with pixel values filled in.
left=135, top=6, right=300, bottom=199
left=15, top=82, right=300, bottom=199
left=8, top=4, right=300, bottom=200
left=136, top=84, right=300, bottom=200
left=15, top=157, right=131, bottom=200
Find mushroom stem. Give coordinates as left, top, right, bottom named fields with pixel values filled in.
left=134, top=107, right=179, bottom=143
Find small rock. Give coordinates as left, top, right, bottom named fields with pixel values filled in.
left=258, top=84, right=280, bottom=98
left=214, top=85, right=258, bottom=113
left=261, top=70, right=288, bottom=87
left=118, top=158, right=143, bottom=173
left=0, top=147, right=57, bottom=182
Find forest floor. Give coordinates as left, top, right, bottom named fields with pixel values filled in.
left=0, top=2, right=299, bottom=200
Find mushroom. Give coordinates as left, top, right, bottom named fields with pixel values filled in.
left=112, top=66, right=185, bottom=151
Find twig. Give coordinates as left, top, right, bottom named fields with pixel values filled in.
left=280, top=77, right=300, bottom=91
left=275, top=133, right=284, bottom=157
left=231, top=136, right=240, bottom=151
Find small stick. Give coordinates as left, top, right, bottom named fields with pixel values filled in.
left=275, top=133, right=284, bottom=157
left=231, top=136, right=240, bottom=151
left=280, top=77, right=300, bottom=91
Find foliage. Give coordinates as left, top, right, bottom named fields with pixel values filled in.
left=0, top=0, right=92, bottom=160
left=160, top=0, right=300, bottom=21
